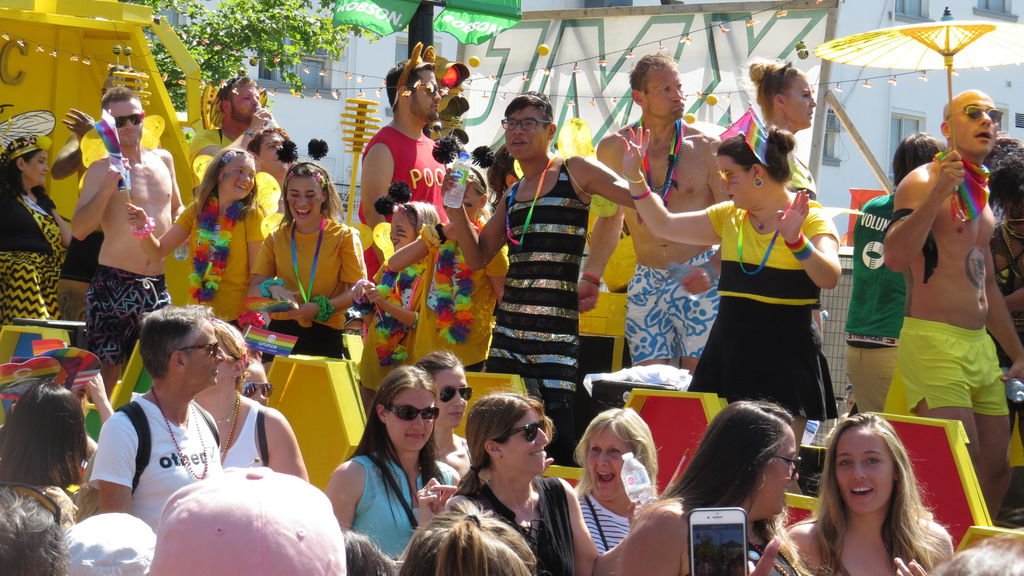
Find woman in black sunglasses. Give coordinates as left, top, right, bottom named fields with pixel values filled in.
left=416, top=351, right=473, bottom=477
left=450, top=393, right=620, bottom=576
left=326, top=365, right=459, bottom=558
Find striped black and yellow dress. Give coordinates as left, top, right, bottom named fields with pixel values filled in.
left=486, top=165, right=587, bottom=393
left=689, top=200, right=838, bottom=420
left=0, top=192, right=65, bottom=325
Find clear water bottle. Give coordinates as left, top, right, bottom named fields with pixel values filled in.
left=444, top=152, right=471, bottom=209
left=620, top=452, right=655, bottom=506
left=1006, top=378, right=1024, bottom=404
left=173, top=241, right=189, bottom=261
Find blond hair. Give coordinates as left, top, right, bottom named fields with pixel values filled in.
left=748, top=59, right=807, bottom=119
left=574, top=408, right=658, bottom=499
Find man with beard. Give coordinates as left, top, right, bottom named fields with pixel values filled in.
left=360, top=44, right=447, bottom=275
left=190, top=76, right=274, bottom=165
left=581, top=55, right=723, bottom=372
left=884, top=89, right=1020, bottom=517
left=72, top=87, right=183, bottom=392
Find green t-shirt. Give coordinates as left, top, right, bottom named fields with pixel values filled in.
left=845, top=194, right=906, bottom=339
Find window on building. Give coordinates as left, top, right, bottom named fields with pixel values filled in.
left=978, top=0, right=1009, bottom=13
left=890, top=114, right=923, bottom=178
left=823, top=109, right=842, bottom=162
left=896, top=0, right=926, bottom=18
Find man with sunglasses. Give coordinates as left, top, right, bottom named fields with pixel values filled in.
left=583, top=54, right=724, bottom=373
left=72, top=87, right=182, bottom=394
left=190, top=76, right=275, bottom=166
left=884, top=89, right=1018, bottom=518
left=91, top=306, right=224, bottom=529
left=360, top=43, right=448, bottom=276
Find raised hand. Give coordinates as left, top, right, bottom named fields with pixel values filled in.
left=933, top=150, right=964, bottom=199
left=777, top=191, right=811, bottom=244
left=62, top=109, right=95, bottom=139
left=620, top=126, right=650, bottom=182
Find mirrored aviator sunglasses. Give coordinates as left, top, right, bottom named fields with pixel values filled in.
left=439, top=386, right=473, bottom=403
left=242, top=381, right=273, bottom=399
left=388, top=404, right=440, bottom=421
left=964, top=105, right=1003, bottom=124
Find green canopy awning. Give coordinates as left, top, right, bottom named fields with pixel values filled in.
left=435, top=0, right=521, bottom=45
left=333, top=0, right=521, bottom=45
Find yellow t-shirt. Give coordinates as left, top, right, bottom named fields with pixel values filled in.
left=360, top=257, right=430, bottom=390
left=190, top=128, right=232, bottom=163
left=176, top=201, right=267, bottom=321
left=253, top=219, right=367, bottom=330
left=706, top=200, right=837, bottom=306
left=412, top=245, right=509, bottom=367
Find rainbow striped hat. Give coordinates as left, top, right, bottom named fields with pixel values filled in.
left=720, top=107, right=769, bottom=165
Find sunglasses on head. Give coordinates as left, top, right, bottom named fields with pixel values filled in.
left=388, top=404, right=440, bottom=421
left=242, top=381, right=273, bottom=399
left=439, top=386, right=473, bottom=403
left=0, top=483, right=61, bottom=526
left=495, top=421, right=544, bottom=443
left=114, top=113, right=145, bottom=128
left=963, top=105, right=1002, bottom=124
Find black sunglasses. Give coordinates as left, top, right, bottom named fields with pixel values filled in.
left=0, top=483, right=61, bottom=526
left=963, top=105, right=1002, bottom=124
left=439, top=386, right=473, bottom=403
left=177, top=341, right=221, bottom=358
left=114, top=113, right=145, bottom=128
left=495, top=421, right=544, bottom=443
left=773, top=454, right=802, bottom=479
left=388, top=404, right=440, bottom=421
left=243, top=381, right=273, bottom=399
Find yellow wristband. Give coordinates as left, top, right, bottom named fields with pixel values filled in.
left=623, top=173, right=646, bottom=185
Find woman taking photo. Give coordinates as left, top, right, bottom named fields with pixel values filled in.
left=129, top=148, right=265, bottom=323
left=0, top=380, right=88, bottom=527
left=326, top=365, right=458, bottom=558
left=250, top=162, right=367, bottom=357
left=450, top=393, right=615, bottom=576
left=574, top=408, right=658, bottom=554
left=0, top=135, right=71, bottom=324
left=626, top=121, right=841, bottom=440
left=193, top=319, right=306, bottom=478
left=789, top=413, right=953, bottom=575
left=616, top=401, right=805, bottom=575
left=416, top=350, right=472, bottom=477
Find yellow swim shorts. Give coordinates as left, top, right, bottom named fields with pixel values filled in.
left=894, top=317, right=1008, bottom=416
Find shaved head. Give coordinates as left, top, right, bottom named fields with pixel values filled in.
left=943, top=89, right=993, bottom=119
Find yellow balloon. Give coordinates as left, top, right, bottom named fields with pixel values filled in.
left=193, top=154, right=213, bottom=182
left=684, top=113, right=697, bottom=124
left=255, top=172, right=281, bottom=216
left=590, top=195, right=617, bottom=217
left=373, top=222, right=395, bottom=261
left=352, top=223, right=373, bottom=253
left=468, top=56, right=480, bottom=67
left=705, top=94, right=718, bottom=106
left=538, top=44, right=550, bottom=56
left=557, top=117, right=595, bottom=158
left=261, top=212, right=284, bottom=236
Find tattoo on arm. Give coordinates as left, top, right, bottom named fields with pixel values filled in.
left=966, top=247, right=986, bottom=290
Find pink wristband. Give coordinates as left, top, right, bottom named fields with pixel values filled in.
left=131, top=216, right=156, bottom=239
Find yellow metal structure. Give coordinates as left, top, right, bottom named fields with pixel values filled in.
left=0, top=0, right=204, bottom=303
left=339, top=98, right=380, bottom=225
left=957, top=525, right=1024, bottom=551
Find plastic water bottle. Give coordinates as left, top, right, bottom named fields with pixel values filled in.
left=173, top=243, right=189, bottom=261
left=444, top=152, right=471, bottom=209
left=620, top=452, right=655, bottom=506
left=1006, top=378, right=1024, bottom=404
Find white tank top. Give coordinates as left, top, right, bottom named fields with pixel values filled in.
left=222, top=405, right=263, bottom=469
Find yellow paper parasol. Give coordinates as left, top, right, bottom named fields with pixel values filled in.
left=815, top=8, right=1024, bottom=147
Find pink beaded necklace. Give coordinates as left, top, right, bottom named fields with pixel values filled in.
left=149, top=388, right=211, bottom=480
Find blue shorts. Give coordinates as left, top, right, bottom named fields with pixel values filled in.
left=625, top=250, right=720, bottom=364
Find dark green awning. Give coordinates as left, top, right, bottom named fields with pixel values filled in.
left=333, top=0, right=521, bottom=45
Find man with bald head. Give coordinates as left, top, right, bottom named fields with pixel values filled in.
left=885, top=90, right=1017, bottom=516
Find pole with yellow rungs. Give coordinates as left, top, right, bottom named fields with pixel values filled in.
left=340, top=98, right=381, bottom=225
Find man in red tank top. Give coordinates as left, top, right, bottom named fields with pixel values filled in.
left=360, top=44, right=447, bottom=275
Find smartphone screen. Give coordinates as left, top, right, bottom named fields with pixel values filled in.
left=689, top=507, right=748, bottom=576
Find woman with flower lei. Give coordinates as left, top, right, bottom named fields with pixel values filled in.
left=129, top=148, right=264, bottom=323
left=357, top=190, right=439, bottom=395
left=391, top=164, right=508, bottom=372
left=248, top=162, right=367, bottom=359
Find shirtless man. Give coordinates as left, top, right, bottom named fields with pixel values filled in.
left=72, top=87, right=183, bottom=393
left=582, top=55, right=723, bottom=371
left=884, top=89, right=1019, bottom=516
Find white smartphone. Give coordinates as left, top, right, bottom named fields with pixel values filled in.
left=689, top=507, right=748, bottom=576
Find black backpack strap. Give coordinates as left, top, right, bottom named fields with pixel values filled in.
left=256, top=406, right=269, bottom=466
left=191, top=402, right=221, bottom=447
left=116, top=401, right=150, bottom=494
